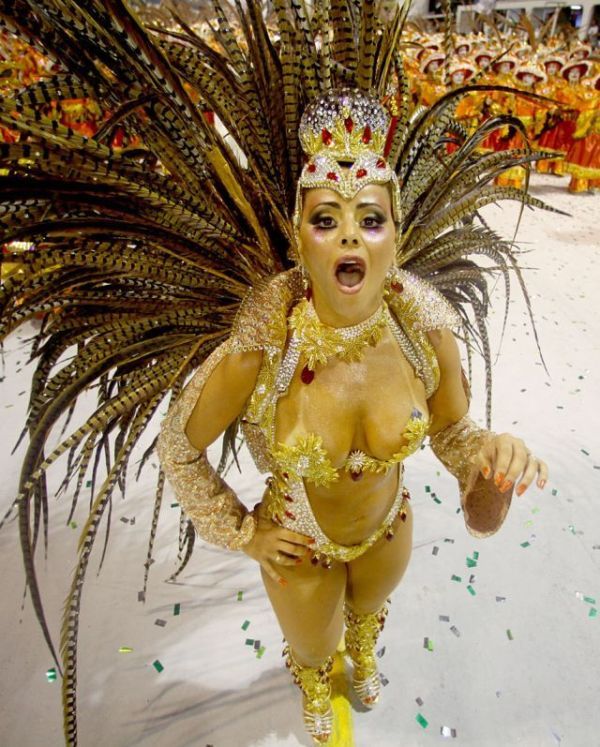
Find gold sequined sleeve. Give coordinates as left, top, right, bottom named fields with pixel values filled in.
left=430, top=415, right=513, bottom=538
left=156, top=341, right=257, bottom=551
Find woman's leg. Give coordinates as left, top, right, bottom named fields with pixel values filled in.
left=345, top=501, right=413, bottom=613
left=262, top=557, right=347, bottom=743
left=261, top=557, right=347, bottom=666
left=343, top=502, right=413, bottom=706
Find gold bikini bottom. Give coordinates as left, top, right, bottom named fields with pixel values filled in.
left=263, top=470, right=410, bottom=566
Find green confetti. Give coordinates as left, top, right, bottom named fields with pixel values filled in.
left=173, top=603, right=181, bottom=616
left=69, top=521, right=77, bottom=529
left=245, top=639, right=254, bottom=646
left=119, top=646, right=133, bottom=654
left=425, top=485, right=431, bottom=493
left=170, top=502, right=179, bottom=508
left=520, top=541, right=531, bottom=548
left=532, top=507, right=541, bottom=514
left=451, top=575, right=462, bottom=582
left=581, top=449, right=589, bottom=456
left=552, top=489, right=558, bottom=496
left=152, top=659, right=164, bottom=673
left=427, top=639, right=434, bottom=651
left=506, top=629, right=514, bottom=641
left=256, top=646, right=266, bottom=659
left=433, top=496, right=442, bottom=504
left=467, top=585, right=476, bottom=596
left=241, top=619, right=250, bottom=631
left=583, top=596, right=596, bottom=605
left=466, top=557, right=477, bottom=568
left=86, top=480, right=92, bottom=488
left=589, top=608, right=598, bottom=618
left=237, top=591, right=243, bottom=602
left=524, top=520, right=534, bottom=527
left=416, top=713, right=429, bottom=729
left=473, top=551, right=479, bottom=560
left=46, top=668, right=57, bottom=682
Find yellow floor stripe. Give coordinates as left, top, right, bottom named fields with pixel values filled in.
left=329, top=651, right=355, bottom=747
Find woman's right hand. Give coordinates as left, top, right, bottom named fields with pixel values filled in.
left=242, top=508, right=315, bottom=587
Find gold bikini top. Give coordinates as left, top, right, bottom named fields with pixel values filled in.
left=272, top=407, right=429, bottom=487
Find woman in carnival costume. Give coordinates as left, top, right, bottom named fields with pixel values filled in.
left=0, top=1, right=552, bottom=745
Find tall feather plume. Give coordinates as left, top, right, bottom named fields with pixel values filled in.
left=0, top=1, right=558, bottom=743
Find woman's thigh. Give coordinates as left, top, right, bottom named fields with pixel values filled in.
left=262, top=557, right=347, bottom=667
left=345, top=501, right=413, bottom=614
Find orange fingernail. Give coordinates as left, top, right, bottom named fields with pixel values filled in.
left=278, top=578, right=287, bottom=587
left=516, top=484, right=527, bottom=496
left=539, top=479, right=546, bottom=489
left=482, top=466, right=491, bottom=479
left=494, top=472, right=505, bottom=487
left=500, top=479, right=513, bottom=493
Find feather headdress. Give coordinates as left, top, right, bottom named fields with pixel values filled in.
left=0, top=1, right=560, bottom=743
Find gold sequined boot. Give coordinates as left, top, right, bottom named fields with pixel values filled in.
left=283, top=645, right=334, bottom=745
left=344, top=602, right=389, bottom=708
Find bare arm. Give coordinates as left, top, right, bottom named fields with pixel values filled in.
left=184, top=349, right=263, bottom=450
left=157, top=342, right=313, bottom=583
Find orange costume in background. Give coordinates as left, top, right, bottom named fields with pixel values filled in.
left=563, top=73, right=600, bottom=192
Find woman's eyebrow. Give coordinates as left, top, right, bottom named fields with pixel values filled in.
left=311, top=200, right=341, bottom=210
left=356, top=200, right=384, bottom=209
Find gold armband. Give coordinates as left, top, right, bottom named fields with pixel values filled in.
left=156, top=343, right=257, bottom=551
left=430, top=415, right=512, bottom=538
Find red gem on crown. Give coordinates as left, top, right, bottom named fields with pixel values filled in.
left=356, top=168, right=367, bottom=178
left=376, top=158, right=386, bottom=168
left=344, top=116, right=354, bottom=133
left=321, top=128, right=332, bottom=145
left=362, top=125, right=372, bottom=144
left=391, top=280, right=404, bottom=293
left=307, top=163, right=316, bottom=173
left=326, top=171, right=339, bottom=181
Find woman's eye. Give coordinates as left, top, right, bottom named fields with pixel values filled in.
left=313, top=216, right=335, bottom=228
left=362, top=216, right=384, bottom=228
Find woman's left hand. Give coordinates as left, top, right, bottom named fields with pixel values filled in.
left=476, top=433, right=548, bottom=496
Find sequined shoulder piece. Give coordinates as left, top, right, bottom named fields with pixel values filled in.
left=389, top=270, right=460, bottom=332
left=230, top=268, right=303, bottom=353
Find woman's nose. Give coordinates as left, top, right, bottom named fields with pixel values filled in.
left=340, top=237, right=359, bottom=246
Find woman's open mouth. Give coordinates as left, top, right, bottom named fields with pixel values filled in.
left=334, top=256, right=366, bottom=294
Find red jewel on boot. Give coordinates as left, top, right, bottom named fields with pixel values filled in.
left=307, top=162, right=316, bottom=173
left=362, top=125, right=372, bottom=144
left=326, top=171, right=339, bottom=181
left=376, top=157, right=386, bottom=168
left=391, top=280, right=403, bottom=293
left=321, top=128, right=332, bottom=145
left=344, top=116, right=354, bottom=133
left=350, top=469, right=363, bottom=482
left=301, top=365, right=315, bottom=384
left=356, top=168, right=367, bottom=179
left=304, top=286, right=313, bottom=301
